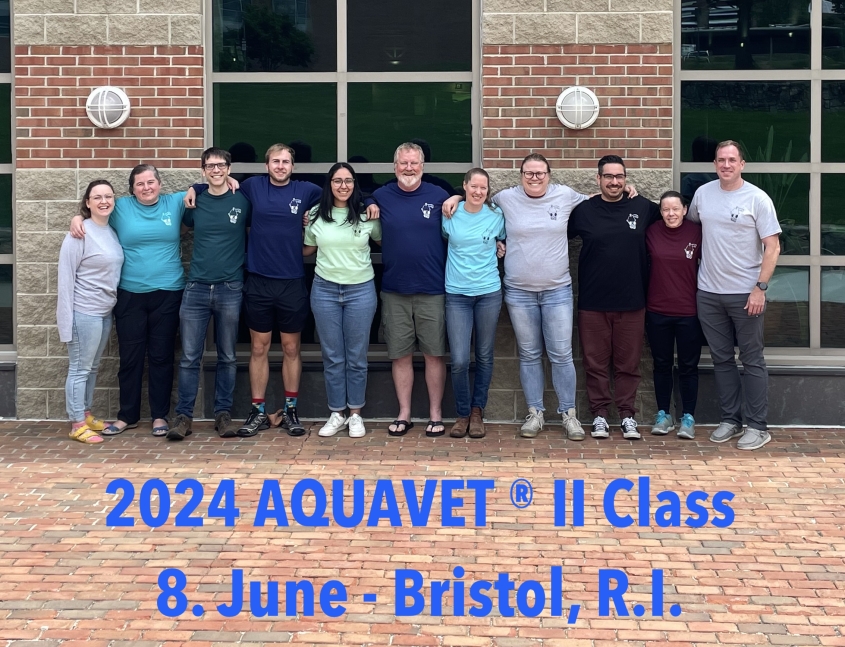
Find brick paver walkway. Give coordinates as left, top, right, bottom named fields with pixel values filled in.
left=0, top=420, right=843, bottom=647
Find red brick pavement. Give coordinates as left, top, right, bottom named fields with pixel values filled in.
left=0, top=420, right=843, bottom=646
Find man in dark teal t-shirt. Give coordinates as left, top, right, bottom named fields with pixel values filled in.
left=169, top=147, right=251, bottom=441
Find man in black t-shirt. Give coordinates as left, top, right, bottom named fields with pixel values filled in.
left=568, top=155, right=661, bottom=441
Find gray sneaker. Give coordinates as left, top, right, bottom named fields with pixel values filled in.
left=677, top=413, right=695, bottom=440
left=709, top=421, right=743, bottom=443
left=737, top=427, right=771, bottom=450
left=591, top=416, right=610, bottom=439
left=650, top=410, right=675, bottom=435
left=520, top=407, right=545, bottom=438
left=562, top=408, right=585, bottom=441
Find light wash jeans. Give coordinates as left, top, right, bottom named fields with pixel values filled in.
left=504, top=284, right=576, bottom=413
left=65, top=311, right=112, bottom=422
left=445, top=290, right=502, bottom=417
left=310, top=276, right=377, bottom=411
left=175, top=281, right=243, bottom=418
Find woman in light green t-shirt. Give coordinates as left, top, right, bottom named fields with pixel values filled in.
left=303, top=162, right=382, bottom=439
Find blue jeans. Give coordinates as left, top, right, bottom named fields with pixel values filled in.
left=504, top=284, right=576, bottom=413
left=445, top=290, right=502, bottom=417
left=65, top=311, right=112, bottom=422
left=311, top=276, right=377, bottom=411
left=176, top=281, right=243, bottom=417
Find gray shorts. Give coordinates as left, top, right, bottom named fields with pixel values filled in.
left=380, top=292, right=447, bottom=359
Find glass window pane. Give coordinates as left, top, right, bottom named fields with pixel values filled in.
left=820, top=174, right=845, bottom=255
left=821, top=267, right=845, bottom=347
left=681, top=0, right=810, bottom=70
left=0, top=1, right=8, bottom=74
left=213, top=83, right=337, bottom=164
left=0, top=265, right=10, bottom=345
left=212, top=0, right=337, bottom=72
left=681, top=82, right=811, bottom=163
left=821, top=81, right=845, bottom=162
left=764, top=266, right=808, bottom=348
left=348, top=83, right=472, bottom=163
left=0, top=175, right=10, bottom=255
left=0, top=84, right=10, bottom=165
left=347, top=0, right=472, bottom=72
left=823, top=2, right=845, bottom=68
left=742, top=173, right=809, bottom=255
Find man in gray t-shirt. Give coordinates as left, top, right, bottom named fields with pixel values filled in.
left=687, top=140, right=781, bottom=450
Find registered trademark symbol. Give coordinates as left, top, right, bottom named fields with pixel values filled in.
left=509, top=478, right=533, bottom=509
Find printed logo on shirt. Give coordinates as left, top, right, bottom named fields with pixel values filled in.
left=161, top=211, right=172, bottom=226
left=548, top=205, right=559, bottom=221
left=730, top=206, right=746, bottom=222
left=289, top=198, right=302, bottom=214
left=421, top=203, right=434, bottom=219
left=684, top=242, right=698, bottom=259
left=228, top=207, right=241, bottom=224
left=626, top=213, right=639, bottom=229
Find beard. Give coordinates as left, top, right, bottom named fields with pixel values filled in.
left=397, top=174, right=421, bottom=189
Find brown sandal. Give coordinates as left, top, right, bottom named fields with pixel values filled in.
left=468, top=407, right=486, bottom=438
left=450, top=417, right=470, bottom=438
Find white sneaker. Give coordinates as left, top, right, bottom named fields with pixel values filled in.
left=621, top=417, right=641, bottom=440
left=348, top=414, right=366, bottom=438
left=562, top=408, right=585, bottom=441
left=318, top=411, right=348, bottom=437
left=591, top=416, right=610, bottom=438
left=520, top=407, right=545, bottom=438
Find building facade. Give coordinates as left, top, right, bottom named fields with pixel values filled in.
left=4, top=0, right=844, bottom=423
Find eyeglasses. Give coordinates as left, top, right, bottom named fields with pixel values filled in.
left=203, top=162, right=230, bottom=171
left=522, top=171, right=548, bottom=179
left=600, top=174, right=627, bottom=182
left=331, top=178, right=355, bottom=187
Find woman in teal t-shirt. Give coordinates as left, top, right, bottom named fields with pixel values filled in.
left=303, top=162, right=382, bottom=439
left=71, top=164, right=188, bottom=437
left=442, top=168, right=506, bottom=440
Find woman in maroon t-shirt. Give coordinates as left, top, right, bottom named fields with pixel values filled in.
left=645, top=190, right=703, bottom=440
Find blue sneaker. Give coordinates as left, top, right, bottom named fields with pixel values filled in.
left=677, top=413, right=695, bottom=439
left=650, top=410, right=674, bottom=435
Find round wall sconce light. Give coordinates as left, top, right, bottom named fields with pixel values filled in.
left=85, top=86, right=131, bottom=129
left=555, top=86, right=600, bottom=130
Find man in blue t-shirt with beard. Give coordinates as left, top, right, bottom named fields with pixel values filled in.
left=370, top=142, right=450, bottom=438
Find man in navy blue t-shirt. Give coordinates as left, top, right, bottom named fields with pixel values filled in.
left=371, top=142, right=450, bottom=438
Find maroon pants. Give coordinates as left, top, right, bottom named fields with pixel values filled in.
left=578, top=309, right=645, bottom=419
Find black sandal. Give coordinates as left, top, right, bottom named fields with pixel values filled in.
left=388, top=419, right=413, bottom=437
left=425, top=420, right=445, bottom=437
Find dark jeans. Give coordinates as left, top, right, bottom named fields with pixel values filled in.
left=114, top=288, right=182, bottom=424
left=578, top=308, right=645, bottom=419
left=696, top=290, right=769, bottom=431
left=645, top=311, right=703, bottom=416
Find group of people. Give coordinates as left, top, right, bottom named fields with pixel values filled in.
left=57, top=138, right=781, bottom=451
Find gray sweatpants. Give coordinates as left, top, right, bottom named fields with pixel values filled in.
left=696, top=290, right=769, bottom=431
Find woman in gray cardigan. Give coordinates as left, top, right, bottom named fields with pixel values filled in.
left=57, top=180, right=124, bottom=444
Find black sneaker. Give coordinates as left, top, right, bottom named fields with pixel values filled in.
left=282, top=406, right=306, bottom=436
left=215, top=411, right=236, bottom=438
left=166, top=414, right=192, bottom=441
left=237, top=406, right=269, bottom=437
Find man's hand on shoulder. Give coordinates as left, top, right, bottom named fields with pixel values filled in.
left=442, top=195, right=462, bottom=218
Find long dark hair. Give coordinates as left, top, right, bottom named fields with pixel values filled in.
left=312, top=162, right=365, bottom=226
left=79, top=179, right=115, bottom=219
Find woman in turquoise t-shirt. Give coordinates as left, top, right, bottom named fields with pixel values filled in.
left=71, top=164, right=188, bottom=437
left=442, top=168, right=505, bottom=440
left=303, top=163, right=382, bottom=439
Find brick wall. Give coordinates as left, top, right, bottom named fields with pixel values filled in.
left=15, top=45, right=204, bottom=169
left=482, top=44, right=673, bottom=172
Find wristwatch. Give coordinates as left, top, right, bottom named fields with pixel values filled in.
left=756, top=281, right=768, bottom=291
